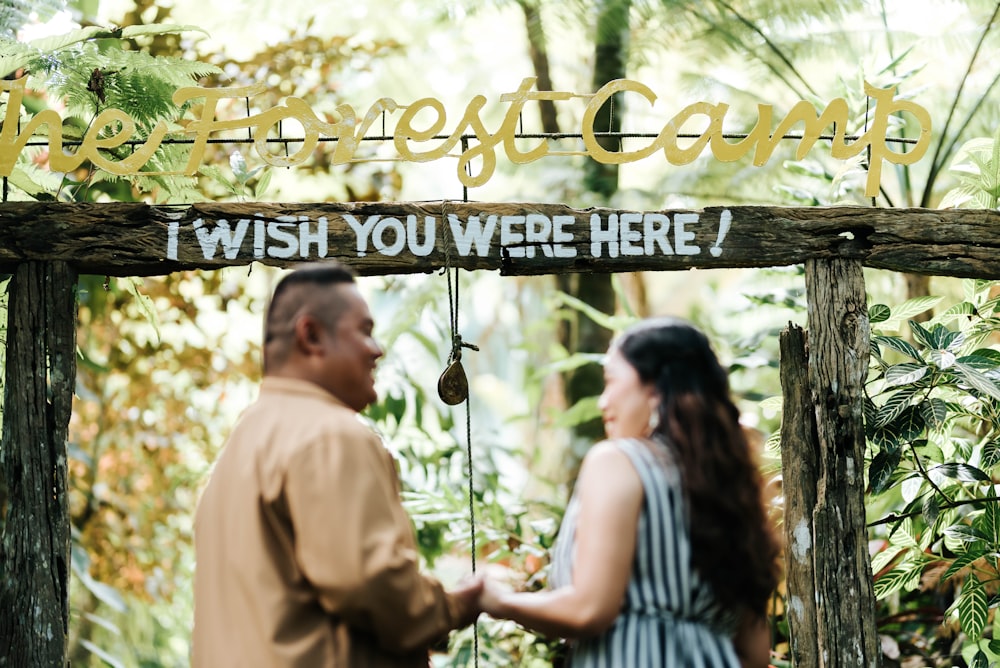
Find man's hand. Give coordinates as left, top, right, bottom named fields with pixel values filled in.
left=449, top=575, right=484, bottom=628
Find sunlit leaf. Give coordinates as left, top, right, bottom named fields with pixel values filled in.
left=873, top=565, right=915, bottom=599
left=933, top=463, right=992, bottom=483
left=873, top=335, right=923, bottom=362
left=553, top=291, right=634, bottom=332
left=884, top=363, right=929, bottom=387
left=79, top=640, right=126, bottom=668
left=551, top=396, right=600, bottom=429
left=945, top=524, right=989, bottom=544
left=982, top=441, right=1000, bottom=470
left=953, top=362, right=1000, bottom=401
left=874, top=385, right=921, bottom=428
left=959, top=575, right=988, bottom=641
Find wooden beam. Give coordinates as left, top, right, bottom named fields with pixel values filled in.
left=0, top=202, right=997, bottom=278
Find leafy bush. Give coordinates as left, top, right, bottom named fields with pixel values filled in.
left=867, top=280, right=1000, bottom=667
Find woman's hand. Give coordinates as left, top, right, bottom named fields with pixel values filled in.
left=478, top=576, right=509, bottom=617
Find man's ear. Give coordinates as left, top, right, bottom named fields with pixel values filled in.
left=294, top=314, right=325, bottom=354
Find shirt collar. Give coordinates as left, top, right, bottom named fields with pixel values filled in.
left=259, top=376, right=352, bottom=411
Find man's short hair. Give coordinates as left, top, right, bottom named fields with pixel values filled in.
left=264, top=263, right=357, bottom=346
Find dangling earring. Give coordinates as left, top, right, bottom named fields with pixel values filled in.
left=646, top=407, right=660, bottom=437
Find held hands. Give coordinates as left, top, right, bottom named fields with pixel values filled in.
left=449, top=566, right=519, bottom=628
left=477, top=574, right=510, bottom=618
left=449, top=575, right=485, bottom=627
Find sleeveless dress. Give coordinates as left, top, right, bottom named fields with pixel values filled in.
left=549, top=438, right=741, bottom=667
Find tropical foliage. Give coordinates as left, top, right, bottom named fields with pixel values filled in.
left=866, top=281, right=1000, bottom=667
left=2, top=1, right=1000, bottom=667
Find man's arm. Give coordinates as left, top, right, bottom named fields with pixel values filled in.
left=284, top=427, right=478, bottom=653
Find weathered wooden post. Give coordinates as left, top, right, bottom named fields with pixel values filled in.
left=780, top=258, right=879, bottom=667
left=780, top=323, right=821, bottom=666
left=0, top=261, right=78, bottom=667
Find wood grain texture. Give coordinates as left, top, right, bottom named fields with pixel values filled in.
left=779, top=324, right=820, bottom=668
left=805, top=258, right=879, bottom=668
left=0, top=262, right=77, bottom=667
left=0, top=202, right=997, bottom=278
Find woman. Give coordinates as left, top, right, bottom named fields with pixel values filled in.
left=479, top=318, right=781, bottom=667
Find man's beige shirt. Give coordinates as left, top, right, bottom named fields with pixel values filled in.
left=193, top=377, right=460, bottom=667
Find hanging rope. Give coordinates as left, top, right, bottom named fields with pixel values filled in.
left=437, top=200, right=481, bottom=666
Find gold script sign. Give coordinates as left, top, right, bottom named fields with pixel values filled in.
left=0, top=77, right=930, bottom=196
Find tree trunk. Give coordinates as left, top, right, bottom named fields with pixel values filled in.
left=802, top=258, right=880, bottom=668
left=518, top=0, right=560, bottom=135
left=779, top=323, right=820, bottom=668
left=560, top=0, right=632, bottom=472
left=0, top=261, right=78, bottom=668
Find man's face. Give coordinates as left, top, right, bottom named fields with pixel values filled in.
left=319, top=284, right=384, bottom=412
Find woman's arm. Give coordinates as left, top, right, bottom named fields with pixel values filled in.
left=733, top=612, right=771, bottom=668
left=480, top=441, right=644, bottom=638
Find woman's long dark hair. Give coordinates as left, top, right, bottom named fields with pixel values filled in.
left=616, top=317, right=781, bottom=618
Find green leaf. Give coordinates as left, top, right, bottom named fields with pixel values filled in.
left=910, top=320, right=957, bottom=351
left=953, top=361, right=1000, bottom=401
left=122, top=277, right=161, bottom=344
left=874, top=385, right=921, bottom=428
left=868, top=423, right=901, bottom=452
left=884, top=363, right=929, bottom=387
left=940, top=301, right=977, bottom=322
left=118, top=24, right=210, bottom=38
left=871, top=546, right=905, bottom=574
left=919, top=398, right=951, bottom=431
left=535, top=353, right=606, bottom=376
left=959, top=575, right=988, bottom=641
left=551, top=396, right=600, bottom=429
left=869, top=448, right=902, bottom=494
left=942, top=547, right=988, bottom=582
left=944, top=524, right=989, bottom=544
left=884, top=296, right=944, bottom=326
left=554, top=291, right=635, bottom=333
left=982, top=440, right=1000, bottom=470
left=892, top=516, right=920, bottom=549
left=958, top=350, right=1000, bottom=370
left=79, top=640, right=126, bottom=668
left=869, top=303, right=891, bottom=323
left=873, top=335, right=923, bottom=362
left=975, top=491, right=1000, bottom=543
left=933, top=463, right=992, bottom=483
left=26, top=26, right=106, bottom=52
left=873, top=565, right=915, bottom=599
left=923, top=493, right=940, bottom=526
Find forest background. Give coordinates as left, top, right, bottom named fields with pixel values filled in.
left=1, top=0, right=1000, bottom=666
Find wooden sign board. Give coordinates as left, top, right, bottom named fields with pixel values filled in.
left=0, top=201, right=996, bottom=279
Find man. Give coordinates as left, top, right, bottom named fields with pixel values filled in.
left=193, top=263, right=481, bottom=667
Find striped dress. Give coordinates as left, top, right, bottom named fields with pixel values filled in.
left=550, top=438, right=741, bottom=667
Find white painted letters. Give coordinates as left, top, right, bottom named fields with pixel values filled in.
left=168, top=208, right=732, bottom=263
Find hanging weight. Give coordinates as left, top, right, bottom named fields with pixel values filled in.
left=437, top=359, right=469, bottom=405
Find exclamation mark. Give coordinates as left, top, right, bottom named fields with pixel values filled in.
left=709, top=209, right=731, bottom=257
left=167, top=221, right=179, bottom=260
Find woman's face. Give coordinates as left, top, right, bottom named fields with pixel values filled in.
left=598, top=347, right=657, bottom=440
